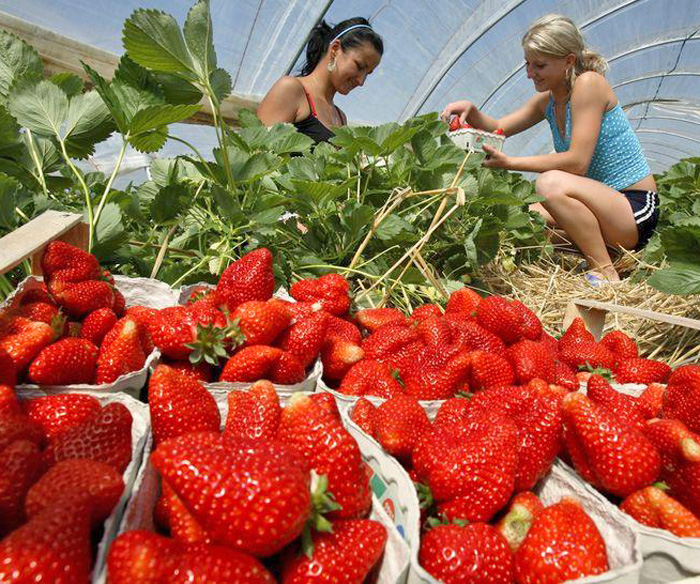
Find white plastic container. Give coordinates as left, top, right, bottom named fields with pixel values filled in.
left=447, top=127, right=505, bottom=153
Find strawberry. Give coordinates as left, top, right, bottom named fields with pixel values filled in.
left=0, top=347, right=16, bottom=386
left=586, top=374, right=645, bottom=429
left=270, top=350, right=306, bottom=384
left=662, top=364, right=700, bottom=433
left=49, top=278, right=115, bottom=318
left=419, top=523, right=515, bottom=584
left=372, top=394, right=431, bottom=464
left=152, top=432, right=311, bottom=557
left=362, top=323, right=420, bottom=363
left=161, top=358, right=213, bottom=382
left=515, top=497, right=608, bottom=584
left=469, top=350, right=515, bottom=391
left=510, top=299, right=543, bottom=340
left=112, top=288, right=126, bottom=316
left=0, top=385, right=19, bottom=417
left=0, top=440, right=43, bottom=536
left=215, top=248, right=275, bottom=312
left=553, top=360, right=578, bottom=391
left=0, top=495, right=92, bottom=583
left=338, top=359, right=403, bottom=398
left=22, top=393, right=101, bottom=441
left=278, top=393, right=372, bottom=520
left=614, top=357, right=671, bottom=385
left=448, top=116, right=462, bottom=132
left=17, top=301, right=61, bottom=325
left=277, top=310, right=329, bottom=367
left=43, top=402, right=133, bottom=472
left=19, top=286, right=55, bottom=306
left=445, top=315, right=506, bottom=355
left=403, top=349, right=472, bottom=400
left=161, top=480, right=210, bottom=545
left=635, top=383, right=665, bottom=419
left=281, top=519, right=387, bottom=584
left=433, top=397, right=471, bottom=429
left=355, top=307, right=408, bottom=332
left=0, top=414, right=44, bottom=452
left=0, top=317, right=56, bottom=373
left=540, top=331, right=559, bottom=358
left=495, top=492, right=545, bottom=552
left=96, top=318, right=146, bottom=384
left=562, top=392, right=660, bottom=497
left=445, top=287, right=482, bottom=317
left=289, top=273, right=351, bottom=316
left=416, top=316, right=457, bottom=352
left=224, top=380, right=280, bottom=442
left=558, top=317, right=595, bottom=352
left=507, top=339, right=555, bottom=384
left=410, top=303, right=443, bottom=322
left=25, top=458, right=124, bottom=523
left=325, top=315, right=362, bottom=343
left=559, top=340, right=616, bottom=371
left=232, top=299, right=292, bottom=346
left=174, top=544, right=277, bottom=583
left=40, top=240, right=101, bottom=282
left=149, top=365, right=221, bottom=445
left=309, top=392, right=341, bottom=419
left=220, top=345, right=283, bottom=382
left=600, top=330, right=638, bottom=359
left=350, top=397, right=377, bottom=436
left=321, top=337, right=364, bottom=380
left=620, top=486, right=700, bottom=537
left=27, top=337, right=98, bottom=385
left=475, top=295, right=525, bottom=344
left=80, top=307, right=117, bottom=346
left=107, top=530, right=179, bottom=584
left=125, top=305, right=158, bottom=327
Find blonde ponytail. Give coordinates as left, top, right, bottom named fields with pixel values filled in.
left=579, top=48, right=608, bottom=76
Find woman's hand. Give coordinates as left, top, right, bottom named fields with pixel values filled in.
left=440, top=100, right=473, bottom=124
left=482, top=144, right=511, bottom=169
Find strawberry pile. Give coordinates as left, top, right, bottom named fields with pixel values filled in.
left=0, top=385, right=133, bottom=582
left=107, top=369, right=386, bottom=583
left=0, top=241, right=155, bottom=386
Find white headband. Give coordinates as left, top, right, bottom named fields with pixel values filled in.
left=329, top=24, right=374, bottom=45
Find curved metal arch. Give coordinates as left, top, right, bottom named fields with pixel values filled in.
left=628, top=115, right=700, bottom=128
left=643, top=148, right=687, bottom=164
left=637, top=139, right=698, bottom=158
left=613, top=71, right=700, bottom=89
left=635, top=128, right=700, bottom=145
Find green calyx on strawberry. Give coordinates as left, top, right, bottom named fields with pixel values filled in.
left=301, top=471, right=342, bottom=557
left=186, top=320, right=241, bottom=366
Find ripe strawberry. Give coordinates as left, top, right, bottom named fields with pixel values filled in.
left=515, top=497, right=608, bottom=584
left=662, top=364, right=700, bottom=433
left=0, top=414, right=44, bottom=452
left=0, top=385, right=19, bottom=417
left=411, top=303, right=443, bottom=323
left=232, top=299, right=291, bottom=346
left=22, top=393, right=101, bottom=441
left=96, top=318, right=146, bottom=384
left=224, top=380, right=281, bottom=442
left=586, top=374, right=645, bottom=429
left=559, top=340, right=616, bottom=371
left=277, top=310, right=329, bottom=367
left=419, top=523, right=515, bottom=584
left=338, top=359, right=403, bottom=398
left=282, top=519, right=387, bottom=584
left=469, top=350, right=515, bottom=391
left=416, top=316, right=456, bottom=351
left=351, top=397, right=377, bottom=436
left=278, top=394, right=372, bottom=520
left=446, top=315, right=507, bottom=355
left=80, top=307, right=117, bottom=346
left=19, top=286, right=55, bottom=307
left=43, top=402, right=133, bottom=472
left=18, top=301, right=61, bottom=325
left=149, top=364, right=221, bottom=445
left=152, top=432, right=311, bottom=557
left=635, top=383, right=665, bottom=419
left=40, top=240, right=101, bottom=282
left=495, top=492, right=545, bottom=552
left=220, top=345, right=283, bottom=382
left=507, top=339, right=555, bottom=384
left=309, top=392, right=341, bottom=419
left=49, top=278, right=115, bottom=318
left=27, top=337, right=98, bottom=385
left=433, top=397, right=471, bottom=429
left=0, top=317, right=56, bottom=373
left=445, top=287, right=482, bottom=317
left=558, top=317, right=595, bottom=352
left=125, top=305, right=158, bottom=327
left=403, top=349, right=472, bottom=400
left=540, top=331, right=559, bottom=358
left=160, top=480, right=210, bottom=545
left=25, top=458, right=124, bottom=523
left=372, top=394, right=431, bottom=464
left=476, top=295, right=525, bottom=344
left=289, top=273, right=351, bottom=316
left=0, top=440, right=43, bottom=536
left=600, top=330, right=638, bottom=359
left=215, top=248, right=275, bottom=312
left=620, top=486, right=700, bottom=537
left=448, top=115, right=462, bottom=131
left=321, top=337, right=364, bottom=380
left=355, top=307, right=408, bottom=332
left=270, top=350, right=306, bottom=384
left=325, top=314, right=362, bottom=343
left=362, top=323, right=419, bottom=361
left=176, top=543, right=277, bottom=583
left=112, top=288, right=126, bottom=316
left=0, top=495, right=92, bottom=583
left=562, top=392, right=660, bottom=497
left=511, top=299, right=543, bottom=341
left=161, top=358, right=213, bottom=381
left=107, top=530, right=179, bottom=584
left=614, top=357, right=671, bottom=385
left=0, top=348, right=16, bottom=386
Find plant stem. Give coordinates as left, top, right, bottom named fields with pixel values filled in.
left=93, top=137, right=128, bottom=231
left=150, top=224, right=178, bottom=279
left=58, top=138, right=95, bottom=250
left=168, top=135, right=216, bottom=180
left=24, top=129, right=48, bottom=198
left=171, top=256, right=209, bottom=287
left=205, top=89, right=234, bottom=189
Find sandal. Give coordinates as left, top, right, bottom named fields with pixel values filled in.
left=584, top=272, right=622, bottom=288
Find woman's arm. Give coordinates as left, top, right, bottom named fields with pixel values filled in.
left=256, top=77, right=305, bottom=126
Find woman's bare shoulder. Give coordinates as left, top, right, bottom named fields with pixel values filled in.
left=269, top=75, right=307, bottom=98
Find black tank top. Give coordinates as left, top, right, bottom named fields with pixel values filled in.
left=293, top=87, right=344, bottom=144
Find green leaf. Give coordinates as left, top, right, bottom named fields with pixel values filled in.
left=0, top=172, right=19, bottom=228
left=92, top=202, right=126, bottom=257
left=237, top=108, right=263, bottom=128
left=49, top=73, right=84, bottom=98
left=647, top=263, right=700, bottom=295
left=153, top=73, right=202, bottom=104
left=252, top=206, right=283, bottom=225
left=209, top=68, right=231, bottom=103
left=289, top=179, right=345, bottom=209
left=225, top=149, right=281, bottom=182
left=83, top=63, right=128, bottom=132
left=123, top=9, right=196, bottom=78
left=184, top=0, right=216, bottom=79
left=268, top=126, right=314, bottom=155
left=659, top=225, right=700, bottom=265
left=150, top=158, right=179, bottom=186
left=210, top=184, right=245, bottom=222
left=0, top=104, right=23, bottom=157
left=129, top=103, right=201, bottom=135
left=7, top=79, right=68, bottom=138
left=375, top=214, right=414, bottom=241
left=0, top=30, right=43, bottom=101
left=150, top=183, right=189, bottom=222
left=341, top=203, right=374, bottom=241
left=374, top=122, right=422, bottom=155
left=64, top=90, right=115, bottom=158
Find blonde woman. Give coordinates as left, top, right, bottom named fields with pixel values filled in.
left=442, top=15, right=659, bottom=285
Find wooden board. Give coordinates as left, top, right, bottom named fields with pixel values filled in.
left=0, top=210, right=87, bottom=276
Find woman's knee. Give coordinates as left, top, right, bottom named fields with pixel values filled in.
left=535, top=170, right=569, bottom=201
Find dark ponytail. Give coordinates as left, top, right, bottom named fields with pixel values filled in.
left=299, top=17, right=383, bottom=76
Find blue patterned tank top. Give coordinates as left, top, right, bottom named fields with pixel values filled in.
left=545, top=96, right=651, bottom=190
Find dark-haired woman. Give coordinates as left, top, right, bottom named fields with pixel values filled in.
left=257, top=18, right=383, bottom=143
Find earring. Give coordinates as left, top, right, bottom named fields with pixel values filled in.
left=327, top=58, right=336, bottom=72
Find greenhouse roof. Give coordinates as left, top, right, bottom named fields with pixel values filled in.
left=2, top=0, right=699, bottom=174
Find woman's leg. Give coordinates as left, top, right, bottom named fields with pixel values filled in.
left=534, top=170, right=638, bottom=280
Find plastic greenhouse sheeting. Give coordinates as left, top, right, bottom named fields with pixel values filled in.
left=2, top=0, right=699, bottom=175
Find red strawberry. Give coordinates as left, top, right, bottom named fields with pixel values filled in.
left=96, top=318, right=146, bottom=384
left=149, top=364, right=221, bottom=445
left=351, top=397, right=377, bottom=436
left=362, top=323, right=419, bottom=362
left=448, top=116, right=462, bottom=132
left=476, top=295, right=525, bottom=344
left=232, top=299, right=292, bottom=346
left=161, top=480, right=210, bottom=545
left=433, top=397, right=471, bottom=429
left=49, top=278, right=115, bottom=318
left=321, top=337, right=364, bottom=380
left=620, top=486, right=700, bottom=537
left=325, top=315, right=362, bottom=343
left=515, top=497, right=608, bottom=584
left=289, top=273, right=351, bottom=316
left=277, top=310, right=329, bottom=367
left=18, top=301, right=61, bottom=325
left=403, top=349, right=472, bottom=400
left=510, top=300, right=543, bottom=341
left=445, top=287, right=482, bottom=317
left=635, top=383, right=665, bottom=419
left=125, top=305, right=158, bottom=327
left=469, top=350, right=515, bottom=391
left=600, top=330, right=638, bottom=359
left=0, top=440, right=43, bottom=535
left=586, top=374, right=645, bottom=429
left=0, top=385, right=19, bottom=417
left=19, top=286, right=55, bottom=306
left=411, top=303, right=443, bottom=322
left=215, top=248, right=275, bottom=312
left=25, top=458, right=124, bottom=523
left=614, top=357, right=671, bottom=385
left=22, top=393, right=101, bottom=441
left=269, top=350, right=306, bottom=384
left=80, top=307, right=117, bottom=346
left=152, top=432, right=311, bottom=557
left=43, top=402, right=133, bottom=472
left=106, top=530, right=179, bottom=584
left=495, top=491, right=545, bottom=552
left=338, top=359, right=403, bottom=398
left=112, top=289, right=126, bottom=316
left=220, top=345, right=282, bottom=382
left=40, top=240, right=101, bottom=282
left=27, top=337, right=98, bottom=385
left=282, top=519, right=387, bottom=584
left=540, top=331, right=559, bottom=358
left=507, top=339, right=555, bottom=384
left=562, top=392, right=660, bottom=497
left=662, top=365, right=700, bottom=433
left=161, top=359, right=213, bottom=382
left=0, top=414, right=44, bottom=452
left=309, top=392, right=341, bottom=419
left=559, top=340, right=616, bottom=371
left=0, top=495, right=92, bottom=583
left=0, top=317, right=56, bottom=373
left=419, top=523, right=515, bottom=584
left=553, top=360, right=578, bottom=391
left=355, top=307, right=408, bottom=332
left=224, top=380, right=281, bottom=442
left=372, top=394, right=431, bottom=464
left=446, top=315, right=506, bottom=355
left=278, top=393, right=371, bottom=520
left=0, top=348, right=16, bottom=387
left=558, top=317, right=595, bottom=352
left=416, top=316, right=457, bottom=352
left=175, top=543, right=277, bottom=583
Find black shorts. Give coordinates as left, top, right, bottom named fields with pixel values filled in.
left=620, top=189, right=660, bottom=250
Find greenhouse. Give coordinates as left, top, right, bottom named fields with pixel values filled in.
left=0, top=1, right=700, bottom=583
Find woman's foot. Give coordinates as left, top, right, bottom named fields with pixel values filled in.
left=584, top=271, right=622, bottom=288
